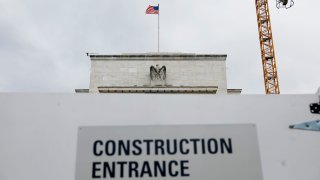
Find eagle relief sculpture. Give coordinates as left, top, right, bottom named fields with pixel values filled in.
left=150, top=64, right=166, bottom=86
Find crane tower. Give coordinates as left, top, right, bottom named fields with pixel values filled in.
left=255, top=0, right=293, bottom=94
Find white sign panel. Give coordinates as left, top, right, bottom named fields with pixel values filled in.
left=75, top=124, right=263, bottom=180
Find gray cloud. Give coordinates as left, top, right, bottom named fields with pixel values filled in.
left=0, top=0, right=319, bottom=93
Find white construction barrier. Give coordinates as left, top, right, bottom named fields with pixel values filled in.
left=0, top=92, right=319, bottom=180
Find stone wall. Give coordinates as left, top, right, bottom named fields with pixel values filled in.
left=89, top=53, right=228, bottom=94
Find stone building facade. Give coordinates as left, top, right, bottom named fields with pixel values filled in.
left=76, top=53, right=241, bottom=94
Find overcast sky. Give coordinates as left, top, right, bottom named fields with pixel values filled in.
left=0, top=0, right=319, bottom=94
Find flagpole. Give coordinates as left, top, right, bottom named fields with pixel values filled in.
left=158, top=4, right=160, bottom=53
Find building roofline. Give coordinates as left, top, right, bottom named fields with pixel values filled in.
left=89, top=53, right=227, bottom=61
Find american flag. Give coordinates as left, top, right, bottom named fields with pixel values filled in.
left=146, top=5, right=159, bottom=14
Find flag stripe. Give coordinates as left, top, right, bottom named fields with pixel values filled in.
left=146, top=5, right=159, bottom=14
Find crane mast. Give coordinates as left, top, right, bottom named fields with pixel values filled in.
left=255, top=0, right=280, bottom=94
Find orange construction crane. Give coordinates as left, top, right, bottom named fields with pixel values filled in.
left=255, top=0, right=293, bottom=94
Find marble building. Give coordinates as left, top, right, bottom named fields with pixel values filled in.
left=76, top=53, right=241, bottom=94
